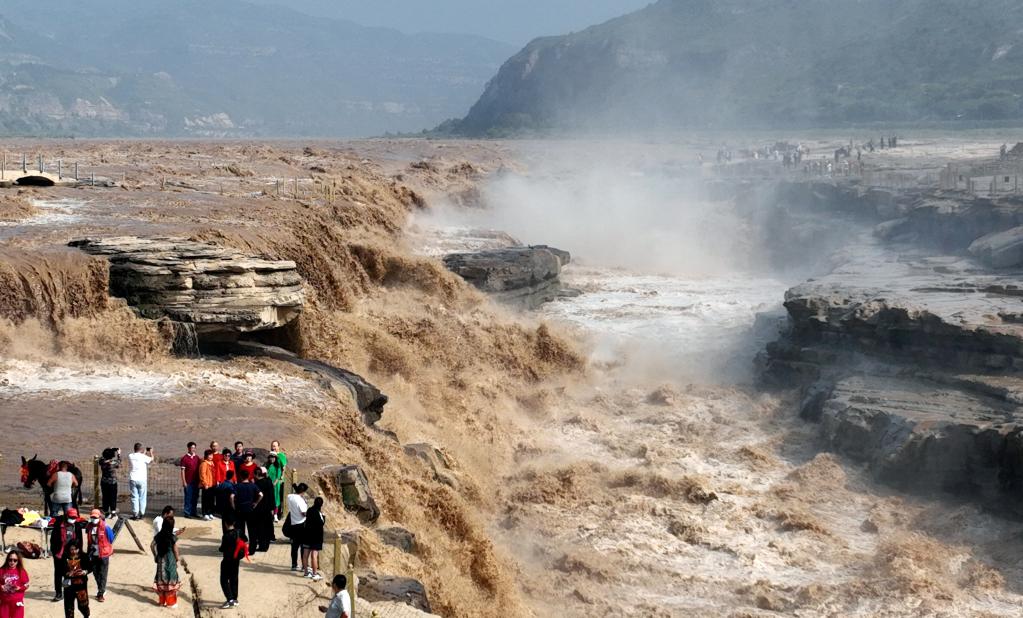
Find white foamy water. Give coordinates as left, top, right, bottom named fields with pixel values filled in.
left=0, top=358, right=327, bottom=408
left=542, top=263, right=787, bottom=380
left=0, top=198, right=88, bottom=227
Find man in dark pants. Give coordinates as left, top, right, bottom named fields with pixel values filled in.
left=229, top=470, right=262, bottom=544
left=85, top=509, right=115, bottom=602
left=179, top=441, right=201, bottom=518
left=218, top=518, right=249, bottom=609
left=252, top=467, right=275, bottom=552
left=50, top=507, right=84, bottom=602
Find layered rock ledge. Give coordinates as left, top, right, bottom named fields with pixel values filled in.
left=756, top=180, right=1023, bottom=510
left=70, top=236, right=304, bottom=337
left=443, top=245, right=570, bottom=308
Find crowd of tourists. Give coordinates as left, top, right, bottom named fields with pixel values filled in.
left=2, top=439, right=351, bottom=618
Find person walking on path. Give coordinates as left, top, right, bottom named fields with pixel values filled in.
left=0, top=550, right=29, bottom=618
left=218, top=518, right=250, bottom=610
left=319, top=574, right=351, bottom=618
left=48, top=462, right=78, bottom=516
left=151, top=516, right=181, bottom=607
left=302, top=497, right=325, bottom=581
left=50, top=508, right=84, bottom=602
left=84, top=510, right=115, bottom=603
left=199, top=450, right=216, bottom=520
left=179, top=442, right=201, bottom=518
left=252, top=468, right=275, bottom=552
left=61, top=543, right=91, bottom=618
left=98, top=448, right=121, bottom=518
left=268, top=441, right=287, bottom=519
left=284, top=483, right=308, bottom=571
left=128, top=444, right=154, bottom=520
left=229, top=470, right=262, bottom=544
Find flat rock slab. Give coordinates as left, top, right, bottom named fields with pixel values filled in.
left=810, top=374, right=1023, bottom=506
left=70, top=236, right=304, bottom=334
left=443, top=245, right=570, bottom=309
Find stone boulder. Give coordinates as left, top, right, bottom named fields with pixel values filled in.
left=322, top=465, right=380, bottom=524
left=969, top=226, right=1023, bottom=268
left=376, top=526, right=416, bottom=554
left=69, top=236, right=303, bottom=337
left=359, top=572, right=432, bottom=614
left=403, top=443, right=459, bottom=489
left=442, top=245, right=570, bottom=309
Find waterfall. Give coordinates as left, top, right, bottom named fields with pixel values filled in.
left=171, top=322, right=200, bottom=358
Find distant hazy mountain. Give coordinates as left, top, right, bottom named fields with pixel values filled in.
left=242, top=0, right=653, bottom=47
left=0, top=0, right=513, bottom=137
left=451, top=0, right=1023, bottom=136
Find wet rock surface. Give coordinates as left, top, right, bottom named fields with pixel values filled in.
left=758, top=181, right=1023, bottom=510
left=443, top=245, right=570, bottom=308
left=323, top=464, right=381, bottom=524
left=359, top=572, right=432, bottom=613
left=70, top=236, right=304, bottom=336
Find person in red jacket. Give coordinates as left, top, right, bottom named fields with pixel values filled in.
left=0, top=551, right=29, bottom=618
left=85, top=509, right=115, bottom=602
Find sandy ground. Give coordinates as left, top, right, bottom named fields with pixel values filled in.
left=2, top=515, right=433, bottom=617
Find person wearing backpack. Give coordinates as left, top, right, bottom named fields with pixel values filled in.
left=218, top=518, right=250, bottom=610
left=284, top=483, right=308, bottom=571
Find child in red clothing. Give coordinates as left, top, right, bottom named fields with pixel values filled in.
left=0, top=551, right=28, bottom=618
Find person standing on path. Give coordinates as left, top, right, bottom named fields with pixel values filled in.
left=284, top=483, right=308, bottom=571
left=252, top=468, right=275, bottom=552
left=151, top=516, right=181, bottom=607
left=0, top=551, right=29, bottom=618
left=98, top=448, right=121, bottom=518
left=229, top=470, right=262, bottom=544
left=218, top=518, right=250, bottom=610
left=84, top=510, right=115, bottom=603
left=199, top=450, right=216, bottom=520
left=48, top=462, right=78, bottom=516
left=61, top=543, right=91, bottom=618
left=319, top=574, right=351, bottom=618
left=238, top=453, right=257, bottom=484
left=302, top=497, right=325, bottom=582
left=128, top=444, right=154, bottom=520
left=216, top=471, right=237, bottom=530
left=50, top=508, right=84, bottom=603
left=230, top=442, right=246, bottom=472
left=179, top=442, right=201, bottom=518
left=268, top=441, right=287, bottom=520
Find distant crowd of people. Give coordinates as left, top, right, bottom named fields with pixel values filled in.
left=7, top=439, right=351, bottom=617
left=706, top=135, right=902, bottom=178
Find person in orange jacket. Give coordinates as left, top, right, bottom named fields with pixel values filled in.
left=198, top=450, right=217, bottom=521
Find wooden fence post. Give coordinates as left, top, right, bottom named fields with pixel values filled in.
left=332, top=530, right=343, bottom=578
left=93, top=457, right=101, bottom=508
left=347, top=542, right=358, bottom=616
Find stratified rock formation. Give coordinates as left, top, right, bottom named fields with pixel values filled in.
left=442, top=245, right=570, bottom=308
left=756, top=182, right=1023, bottom=511
left=69, top=236, right=304, bottom=337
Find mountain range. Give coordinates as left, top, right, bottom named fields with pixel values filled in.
left=451, top=0, right=1023, bottom=136
left=0, top=0, right=512, bottom=137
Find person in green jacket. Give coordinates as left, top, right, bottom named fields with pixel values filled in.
left=267, top=441, right=287, bottom=521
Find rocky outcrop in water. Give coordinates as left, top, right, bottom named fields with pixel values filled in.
left=69, top=236, right=304, bottom=337
left=359, top=573, right=432, bottom=614
left=323, top=464, right=380, bottom=524
left=757, top=181, right=1023, bottom=511
left=442, top=245, right=570, bottom=308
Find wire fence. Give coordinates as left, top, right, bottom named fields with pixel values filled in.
left=0, top=456, right=184, bottom=517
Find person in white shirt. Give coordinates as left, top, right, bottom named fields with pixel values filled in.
left=285, top=483, right=308, bottom=571
left=128, top=443, right=154, bottom=520
left=319, top=575, right=351, bottom=618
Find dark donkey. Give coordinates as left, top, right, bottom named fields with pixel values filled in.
left=20, top=455, right=84, bottom=515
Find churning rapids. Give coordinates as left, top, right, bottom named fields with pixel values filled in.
left=414, top=164, right=1023, bottom=617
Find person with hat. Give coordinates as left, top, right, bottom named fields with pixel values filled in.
left=85, top=509, right=116, bottom=602
left=49, top=507, right=84, bottom=603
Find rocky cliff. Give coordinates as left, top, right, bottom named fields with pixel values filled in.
left=452, top=0, right=1023, bottom=135
left=757, top=181, right=1023, bottom=512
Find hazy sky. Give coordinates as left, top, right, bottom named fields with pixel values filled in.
left=245, top=0, right=654, bottom=45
